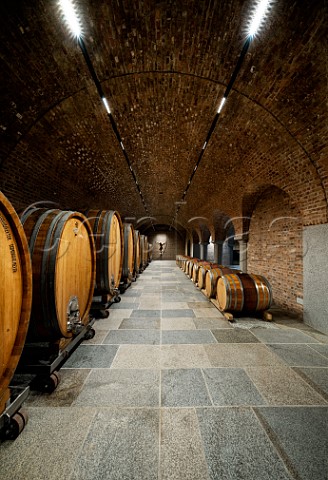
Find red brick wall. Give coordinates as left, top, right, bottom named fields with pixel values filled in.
left=247, top=187, right=303, bottom=314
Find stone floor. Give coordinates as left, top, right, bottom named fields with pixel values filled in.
left=1, top=260, right=328, bottom=480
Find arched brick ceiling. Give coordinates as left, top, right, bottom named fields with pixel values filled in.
left=0, top=0, right=327, bottom=232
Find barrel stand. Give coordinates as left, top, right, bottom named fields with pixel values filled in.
left=197, top=285, right=273, bottom=322
left=0, top=386, right=29, bottom=440
left=119, top=276, right=132, bottom=293
left=14, top=318, right=96, bottom=393
left=91, top=291, right=121, bottom=319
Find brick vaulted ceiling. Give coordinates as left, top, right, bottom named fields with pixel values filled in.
left=0, top=0, right=327, bottom=234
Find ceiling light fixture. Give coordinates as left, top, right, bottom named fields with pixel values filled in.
left=102, top=97, right=111, bottom=114
left=58, top=0, right=82, bottom=38
left=169, top=0, right=274, bottom=230
left=248, top=0, right=272, bottom=38
left=58, top=0, right=155, bottom=231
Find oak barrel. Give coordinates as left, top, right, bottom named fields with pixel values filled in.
left=205, top=266, right=238, bottom=298
left=197, top=264, right=217, bottom=289
left=134, top=230, right=141, bottom=274
left=122, top=223, right=135, bottom=281
left=86, top=210, right=123, bottom=294
left=0, top=192, right=32, bottom=414
left=21, top=208, right=96, bottom=340
left=192, top=261, right=210, bottom=283
left=217, top=273, right=273, bottom=312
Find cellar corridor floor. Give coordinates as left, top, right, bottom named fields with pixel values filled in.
left=1, top=260, right=328, bottom=480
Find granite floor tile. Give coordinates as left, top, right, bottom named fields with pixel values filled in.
left=111, top=345, right=161, bottom=369
left=161, top=317, right=196, bottom=330
left=82, top=328, right=108, bottom=344
left=160, top=345, right=212, bottom=369
left=308, top=344, right=328, bottom=358
left=203, top=368, right=265, bottom=406
left=196, top=407, right=292, bottom=480
left=254, top=407, right=328, bottom=480
left=161, top=330, right=216, bottom=344
left=160, top=408, right=210, bottom=480
left=103, top=329, right=160, bottom=345
left=119, top=317, right=160, bottom=329
left=107, top=308, right=133, bottom=318
left=161, top=369, right=212, bottom=406
left=0, top=407, right=96, bottom=480
left=304, top=330, right=328, bottom=344
left=267, top=344, right=328, bottom=367
left=193, top=308, right=225, bottom=318
left=187, top=301, right=213, bottom=308
left=251, top=328, right=320, bottom=344
left=294, top=367, right=328, bottom=400
left=64, top=344, right=119, bottom=368
left=245, top=366, right=327, bottom=405
left=161, top=309, right=196, bottom=318
left=138, top=302, right=163, bottom=309
left=160, top=302, right=190, bottom=309
left=26, top=369, right=91, bottom=407
left=211, top=329, right=259, bottom=343
left=130, top=309, right=161, bottom=318
left=110, top=302, right=140, bottom=309
left=73, top=369, right=160, bottom=407
left=70, top=409, right=159, bottom=480
left=94, top=316, right=123, bottom=330
left=121, top=289, right=143, bottom=297
left=193, top=317, right=233, bottom=329
left=205, top=344, right=285, bottom=367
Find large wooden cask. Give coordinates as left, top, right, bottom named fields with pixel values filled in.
left=86, top=210, right=123, bottom=293
left=205, top=266, right=238, bottom=298
left=217, top=273, right=273, bottom=312
left=122, top=223, right=135, bottom=281
left=21, top=208, right=96, bottom=341
left=0, top=192, right=32, bottom=414
left=134, top=230, right=141, bottom=274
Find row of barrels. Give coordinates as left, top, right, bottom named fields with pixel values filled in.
left=0, top=191, right=151, bottom=416
left=176, top=255, right=273, bottom=313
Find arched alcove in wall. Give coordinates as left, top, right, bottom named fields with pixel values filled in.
left=247, top=186, right=303, bottom=314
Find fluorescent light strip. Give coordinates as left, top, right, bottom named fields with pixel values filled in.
left=217, top=97, right=226, bottom=113
left=248, top=0, right=272, bottom=37
left=102, top=97, right=111, bottom=114
left=58, top=0, right=82, bottom=38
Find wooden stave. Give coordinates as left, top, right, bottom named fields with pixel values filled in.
left=122, top=223, right=135, bottom=280
left=197, top=264, right=213, bottom=289
left=204, top=266, right=232, bottom=297
left=86, top=210, right=123, bottom=293
left=134, top=230, right=141, bottom=274
left=192, top=261, right=211, bottom=283
left=0, top=192, right=32, bottom=413
left=21, top=208, right=96, bottom=340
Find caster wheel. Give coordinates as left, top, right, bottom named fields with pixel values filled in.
left=114, top=295, right=121, bottom=303
left=84, top=328, right=95, bottom=340
left=4, top=408, right=28, bottom=440
left=42, top=371, right=61, bottom=393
